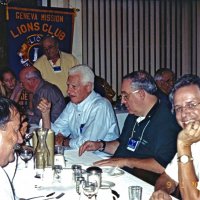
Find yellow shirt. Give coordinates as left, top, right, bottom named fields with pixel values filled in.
left=34, top=51, right=79, bottom=97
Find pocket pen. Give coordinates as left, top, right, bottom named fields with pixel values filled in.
left=80, top=124, right=85, bottom=134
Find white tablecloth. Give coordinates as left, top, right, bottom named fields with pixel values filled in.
left=13, top=150, right=177, bottom=200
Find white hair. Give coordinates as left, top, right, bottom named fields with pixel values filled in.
left=69, top=64, right=95, bottom=88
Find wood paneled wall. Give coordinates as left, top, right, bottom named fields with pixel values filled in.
left=82, top=0, right=200, bottom=97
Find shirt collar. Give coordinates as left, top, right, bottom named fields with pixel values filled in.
left=145, top=99, right=160, bottom=119
left=72, top=90, right=96, bottom=111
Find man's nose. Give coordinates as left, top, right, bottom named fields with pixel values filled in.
left=180, top=106, right=191, bottom=116
left=121, top=97, right=126, bottom=105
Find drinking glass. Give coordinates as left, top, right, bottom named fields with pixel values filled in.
left=19, top=146, right=34, bottom=168
left=128, top=186, right=142, bottom=200
left=72, top=164, right=83, bottom=183
left=53, top=165, right=63, bottom=183
left=82, top=181, right=99, bottom=199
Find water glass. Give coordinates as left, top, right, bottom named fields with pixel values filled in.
left=128, top=186, right=142, bottom=200
left=72, top=164, right=83, bottom=182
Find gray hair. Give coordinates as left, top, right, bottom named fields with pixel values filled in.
left=69, top=64, right=94, bottom=88
left=154, top=68, right=175, bottom=81
left=123, top=70, right=157, bottom=94
left=25, top=70, right=42, bottom=80
left=169, top=74, right=200, bottom=110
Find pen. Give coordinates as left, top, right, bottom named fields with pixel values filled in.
left=80, top=124, right=85, bottom=133
left=46, top=192, right=55, bottom=197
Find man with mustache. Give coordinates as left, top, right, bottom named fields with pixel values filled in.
left=150, top=74, right=200, bottom=200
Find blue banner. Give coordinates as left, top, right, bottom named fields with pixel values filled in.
left=7, top=6, right=75, bottom=77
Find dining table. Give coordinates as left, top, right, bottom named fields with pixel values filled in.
left=12, top=149, right=178, bottom=200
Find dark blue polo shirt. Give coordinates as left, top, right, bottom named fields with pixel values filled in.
left=114, top=100, right=181, bottom=168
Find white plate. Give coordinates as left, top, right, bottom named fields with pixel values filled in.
left=101, top=180, right=115, bottom=188
left=102, top=167, right=125, bottom=177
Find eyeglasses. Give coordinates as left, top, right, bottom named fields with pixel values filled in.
left=43, top=45, right=56, bottom=52
left=174, top=102, right=200, bottom=114
left=121, top=90, right=139, bottom=101
left=161, top=77, right=175, bottom=85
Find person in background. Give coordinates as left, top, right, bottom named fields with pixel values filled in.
left=0, top=97, right=26, bottom=199
left=0, top=79, right=6, bottom=96
left=94, top=75, right=116, bottom=103
left=38, top=64, right=119, bottom=149
left=0, top=68, right=31, bottom=112
left=19, top=66, right=65, bottom=125
left=150, top=74, right=200, bottom=200
left=79, top=71, right=180, bottom=184
left=34, top=35, right=79, bottom=98
left=154, top=68, right=175, bottom=109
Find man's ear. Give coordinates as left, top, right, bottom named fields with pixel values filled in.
left=86, top=82, right=93, bottom=92
left=138, top=89, right=145, bottom=100
left=155, top=80, right=162, bottom=88
left=0, top=124, right=6, bottom=132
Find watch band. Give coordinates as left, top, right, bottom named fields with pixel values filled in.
left=177, top=155, right=193, bottom=164
left=99, top=140, right=106, bottom=152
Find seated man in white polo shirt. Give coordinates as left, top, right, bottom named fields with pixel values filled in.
left=150, top=74, right=200, bottom=200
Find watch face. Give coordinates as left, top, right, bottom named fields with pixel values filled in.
left=180, top=155, right=189, bottom=163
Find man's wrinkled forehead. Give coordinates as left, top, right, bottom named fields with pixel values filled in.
left=174, top=85, right=200, bottom=100
left=0, top=107, right=19, bottom=130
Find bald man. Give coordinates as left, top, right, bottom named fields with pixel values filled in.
left=19, top=66, right=65, bottom=125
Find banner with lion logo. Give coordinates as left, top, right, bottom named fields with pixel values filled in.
left=7, top=6, right=76, bottom=77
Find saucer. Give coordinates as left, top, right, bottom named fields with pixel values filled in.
left=102, top=167, right=125, bottom=177
left=101, top=180, right=115, bottom=188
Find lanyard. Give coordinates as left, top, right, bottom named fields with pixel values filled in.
left=130, top=119, right=150, bottom=143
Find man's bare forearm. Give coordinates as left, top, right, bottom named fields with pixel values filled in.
left=155, top=172, right=177, bottom=194
left=41, top=113, right=51, bottom=129
left=104, top=140, right=119, bottom=155
left=124, top=157, right=165, bottom=174
left=178, top=141, right=199, bottom=199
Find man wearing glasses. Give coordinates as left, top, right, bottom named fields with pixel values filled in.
left=79, top=70, right=180, bottom=184
left=154, top=68, right=175, bottom=109
left=150, top=74, right=200, bottom=200
left=34, top=35, right=79, bottom=98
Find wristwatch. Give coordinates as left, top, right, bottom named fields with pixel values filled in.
left=99, top=140, right=106, bottom=152
left=177, top=155, right=193, bottom=164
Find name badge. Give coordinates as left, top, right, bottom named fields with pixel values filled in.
left=127, top=138, right=140, bottom=152
left=53, top=66, right=61, bottom=72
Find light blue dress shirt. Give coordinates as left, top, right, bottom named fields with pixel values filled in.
left=51, top=91, right=119, bottom=149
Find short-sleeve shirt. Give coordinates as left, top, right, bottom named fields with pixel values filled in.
left=114, top=100, right=181, bottom=168
left=165, top=141, right=200, bottom=189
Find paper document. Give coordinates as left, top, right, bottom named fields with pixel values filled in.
left=64, top=150, right=102, bottom=166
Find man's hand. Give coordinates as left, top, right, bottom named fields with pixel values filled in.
left=178, top=121, right=200, bottom=147
left=55, top=133, right=70, bottom=147
left=37, top=98, right=51, bottom=115
left=55, top=133, right=65, bottom=145
left=150, top=190, right=172, bottom=200
left=94, top=157, right=128, bottom=168
left=79, top=141, right=102, bottom=156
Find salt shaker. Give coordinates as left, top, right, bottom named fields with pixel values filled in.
left=86, top=166, right=102, bottom=189
left=76, top=176, right=85, bottom=195
left=72, top=164, right=83, bottom=182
